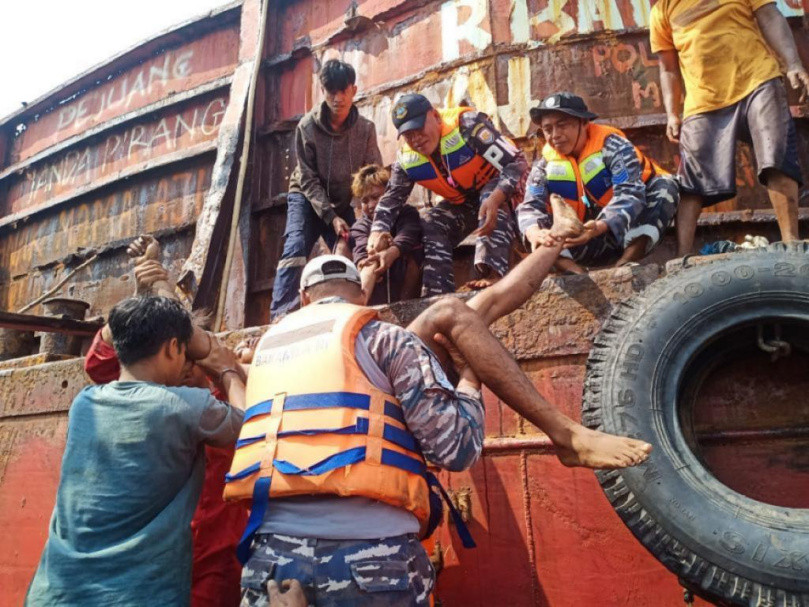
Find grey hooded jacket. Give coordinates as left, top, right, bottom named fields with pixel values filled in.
left=288, top=101, right=382, bottom=224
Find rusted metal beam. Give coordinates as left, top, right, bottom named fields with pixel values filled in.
left=0, top=2, right=241, bottom=128
left=0, top=142, right=218, bottom=231
left=0, top=77, right=232, bottom=183
left=0, top=311, right=102, bottom=336
left=179, top=0, right=265, bottom=314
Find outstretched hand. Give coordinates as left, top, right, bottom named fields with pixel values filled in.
left=127, top=234, right=160, bottom=264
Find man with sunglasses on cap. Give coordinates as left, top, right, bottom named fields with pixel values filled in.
left=232, top=253, right=652, bottom=605
left=367, top=94, right=528, bottom=294
left=519, top=92, right=679, bottom=274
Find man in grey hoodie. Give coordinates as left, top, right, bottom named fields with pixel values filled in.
left=270, top=59, right=383, bottom=320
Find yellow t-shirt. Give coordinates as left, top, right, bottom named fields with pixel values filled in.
left=650, top=0, right=783, bottom=117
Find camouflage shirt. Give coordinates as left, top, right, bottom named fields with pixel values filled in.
left=517, top=133, right=649, bottom=243
left=259, top=297, right=484, bottom=540
left=371, top=110, right=528, bottom=234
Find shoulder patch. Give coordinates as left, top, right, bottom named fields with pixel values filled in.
left=476, top=127, right=495, bottom=144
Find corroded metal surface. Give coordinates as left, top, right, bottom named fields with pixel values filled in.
left=247, top=0, right=809, bottom=322
left=7, top=26, right=239, bottom=165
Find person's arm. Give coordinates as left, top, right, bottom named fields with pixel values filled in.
left=196, top=335, right=246, bottom=411
left=658, top=49, right=684, bottom=142
left=390, top=205, right=423, bottom=258
left=365, top=323, right=484, bottom=472
left=368, top=161, right=415, bottom=252
left=351, top=219, right=370, bottom=265
left=294, top=121, right=336, bottom=225
left=649, top=6, right=684, bottom=142
left=582, top=134, right=647, bottom=246
left=460, top=111, right=528, bottom=235
left=84, top=328, right=121, bottom=383
left=755, top=2, right=809, bottom=100
left=515, top=161, right=559, bottom=249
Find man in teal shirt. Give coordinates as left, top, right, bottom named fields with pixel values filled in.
left=26, top=296, right=245, bottom=606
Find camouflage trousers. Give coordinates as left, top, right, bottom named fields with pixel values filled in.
left=422, top=184, right=517, bottom=296
left=240, top=533, right=435, bottom=607
left=562, top=174, right=679, bottom=266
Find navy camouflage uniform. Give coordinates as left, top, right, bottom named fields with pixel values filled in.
left=240, top=297, right=484, bottom=606
left=372, top=111, right=527, bottom=296
left=518, top=133, right=679, bottom=266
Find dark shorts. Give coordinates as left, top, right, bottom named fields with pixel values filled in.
left=678, top=77, right=803, bottom=207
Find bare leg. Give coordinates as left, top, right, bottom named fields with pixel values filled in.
left=676, top=194, right=703, bottom=256
left=408, top=298, right=653, bottom=469
left=359, top=265, right=378, bottom=305
left=615, top=236, right=650, bottom=266
left=466, top=242, right=564, bottom=326
left=763, top=169, right=800, bottom=242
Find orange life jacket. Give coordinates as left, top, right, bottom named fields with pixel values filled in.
left=225, top=302, right=446, bottom=562
left=397, top=107, right=499, bottom=203
left=542, top=123, right=665, bottom=221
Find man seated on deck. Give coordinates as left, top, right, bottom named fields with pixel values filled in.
left=518, top=92, right=679, bottom=275
left=26, top=294, right=245, bottom=606
left=231, top=247, right=652, bottom=606
left=82, top=235, right=248, bottom=607
left=351, top=163, right=423, bottom=305
left=367, top=93, right=527, bottom=295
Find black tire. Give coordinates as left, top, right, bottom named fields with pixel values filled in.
left=583, top=242, right=809, bottom=607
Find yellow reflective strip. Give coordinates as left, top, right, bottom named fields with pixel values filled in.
left=398, top=149, right=430, bottom=170
left=580, top=152, right=606, bottom=184
left=545, top=159, right=576, bottom=181
left=439, top=127, right=465, bottom=155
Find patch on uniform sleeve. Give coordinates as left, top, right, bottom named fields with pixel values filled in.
left=475, top=127, right=495, bottom=144
left=612, top=155, right=629, bottom=185
left=528, top=182, right=545, bottom=198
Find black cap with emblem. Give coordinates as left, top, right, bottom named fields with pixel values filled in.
left=391, top=93, right=434, bottom=136
left=529, top=92, right=598, bottom=124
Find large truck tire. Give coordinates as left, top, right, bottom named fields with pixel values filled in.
left=582, top=242, right=809, bottom=607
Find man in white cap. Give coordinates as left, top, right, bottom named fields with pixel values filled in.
left=231, top=254, right=652, bottom=606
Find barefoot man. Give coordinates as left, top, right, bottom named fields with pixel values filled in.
left=231, top=247, right=651, bottom=604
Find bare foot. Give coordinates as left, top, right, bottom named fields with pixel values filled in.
left=549, top=194, right=585, bottom=239
left=554, top=425, right=652, bottom=469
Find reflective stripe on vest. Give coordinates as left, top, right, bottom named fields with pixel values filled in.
left=224, top=302, right=474, bottom=562
left=542, top=123, right=665, bottom=221
left=398, top=107, right=497, bottom=204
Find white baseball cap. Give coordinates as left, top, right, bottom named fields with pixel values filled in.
left=300, top=255, right=362, bottom=290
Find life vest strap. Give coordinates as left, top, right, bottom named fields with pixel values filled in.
left=366, top=390, right=386, bottom=465
left=234, top=418, right=421, bottom=454
left=425, top=472, right=476, bottom=549
left=236, top=475, right=271, bottom=564
left=244, top=391, right=405, bottom=426
left=232, top=448, right=432, bottom=563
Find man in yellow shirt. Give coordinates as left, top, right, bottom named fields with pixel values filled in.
left=651, top=0, right=809, bottom=255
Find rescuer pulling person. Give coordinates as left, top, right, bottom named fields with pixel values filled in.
left=518, top=92, right=679, bottom=274
left=367, top=93, right=528, bottom=294
left=229, top=253, right=652, bottom=605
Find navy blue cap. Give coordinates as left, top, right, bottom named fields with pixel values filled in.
left=391, top=93, right=433, bottom=135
